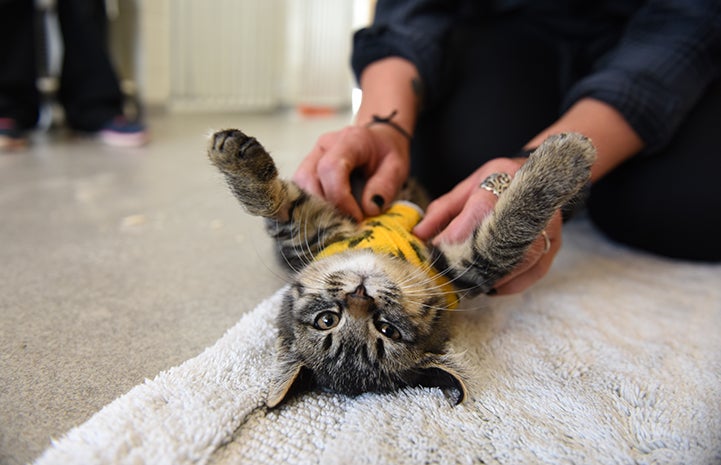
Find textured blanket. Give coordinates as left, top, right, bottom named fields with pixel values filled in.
left=34, top=220, right=721, bottom=465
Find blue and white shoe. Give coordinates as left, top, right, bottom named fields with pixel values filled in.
left=98, top=116, right=149, bottom=148
left=0, top=118, right=27, bottom=151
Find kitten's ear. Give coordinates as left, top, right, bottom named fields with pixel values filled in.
left=266, top=358, right=310, bottom=408
left=416, top=356, right=468, bottom=405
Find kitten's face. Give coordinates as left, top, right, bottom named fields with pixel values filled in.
left=267, top=249, right=466, bottom=407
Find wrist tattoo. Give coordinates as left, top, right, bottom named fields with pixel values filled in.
left=411, top=77, right=425, bottom=112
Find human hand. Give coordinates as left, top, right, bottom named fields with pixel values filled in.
left=293, top=124, right=411, bottom=221
left=413, top=157, right=562, bottom=295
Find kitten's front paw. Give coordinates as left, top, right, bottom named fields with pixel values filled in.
left=208, top=129, right=287, bottom=218
left=208, top=129, right=277, bottom=182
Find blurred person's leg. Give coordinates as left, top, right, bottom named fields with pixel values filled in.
left=56, top=0, right=123, bottom=132
left=0, top=0, right=40, bottom=134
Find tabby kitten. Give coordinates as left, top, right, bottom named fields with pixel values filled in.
left=207, top=130, right=595, bottom=407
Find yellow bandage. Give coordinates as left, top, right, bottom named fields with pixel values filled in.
left=317, top=202, right=459, bottom=309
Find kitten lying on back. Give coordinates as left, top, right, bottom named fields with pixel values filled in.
left=207, top=130, right=595, bottom=407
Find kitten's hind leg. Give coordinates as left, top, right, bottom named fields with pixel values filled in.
left=208, top=129, right=291, bottom=220
left=438, top=133, right=596, bottom=295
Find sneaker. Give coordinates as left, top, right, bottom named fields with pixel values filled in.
left=0, top=118, right=28, bottom=151
left=98, top=116, right=149, bottom=148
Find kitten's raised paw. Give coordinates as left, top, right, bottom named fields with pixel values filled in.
left=208, top=129, right=287, bottom=218
left=208, top=129, right=277, bottom=182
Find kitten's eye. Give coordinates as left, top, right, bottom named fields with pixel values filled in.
left=375, top=321, right=401, bottom=341
left=314, top=311, right=340, bottom=330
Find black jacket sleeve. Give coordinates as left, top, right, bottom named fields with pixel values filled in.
left=351, top=0, right=463, bottom=107
left=563, top=0, right=721, bottom=153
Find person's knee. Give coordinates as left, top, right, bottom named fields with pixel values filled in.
left=587, top=183, right=721, bottom=262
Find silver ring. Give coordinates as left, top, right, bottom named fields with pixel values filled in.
left=541, top=230, right=551, bottom=254
left=479, top=172, right=512, bottom=197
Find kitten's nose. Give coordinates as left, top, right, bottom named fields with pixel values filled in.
left=346, top=284, right=374, bottom=318
left=351, top=284, right=366, bottom=297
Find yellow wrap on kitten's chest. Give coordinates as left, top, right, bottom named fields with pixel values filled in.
left=316, top=201, right=459, bottom=309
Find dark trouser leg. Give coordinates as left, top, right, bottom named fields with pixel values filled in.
left=411, top=16, right=566, bottom=198
left=0, top=0, right=39, bottom=129
left=57, top=0, right=123, bottom=131
left=587, top=78, right=721, bottom=262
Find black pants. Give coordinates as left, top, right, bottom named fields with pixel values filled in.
left=0, top=0, right=123, bottom=131
left=412, top=15, right=721, bottom=262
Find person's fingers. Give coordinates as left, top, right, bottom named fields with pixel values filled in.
left=414, top=197, right=461, bottom=240
left=314, top=128, right=378, bottom=220
left=316, top=154, right=364, bottom=220
left=433, top=187, right=497, bottom=244
left=413, top=175, right=478, bottom=240
left=424, top=158, right=522, bottom=244
left=292, top=127, right=380, bottom=220
left=361, top=154, right=409, bottom=216
left=293, top=130, right=346, bottom=197
left=293, top=143, right=326, bottom=198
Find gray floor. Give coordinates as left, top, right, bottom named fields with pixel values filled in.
left=0, top=110, right=352, bottom=465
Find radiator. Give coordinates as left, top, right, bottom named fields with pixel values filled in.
left=169, top=0, right=353, bottom=112
left=284, top=0, right=354, bottom=109
left=170, top=0, right=283, bottom=112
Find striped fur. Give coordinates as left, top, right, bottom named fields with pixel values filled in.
left=208, top=129, right=595, bottom=407
left=439, top=133, right=596, bottom=295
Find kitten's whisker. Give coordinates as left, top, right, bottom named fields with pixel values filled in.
left=237, top=219, right=296, bottom=287
left=404, top=281, right=490, bottom=312
left=394, top=248, right=456, bottom=289
left=404, top=256, right=497, bottom=303
left=289, top=215, right=307, bottom=268
left=392, top=254, right=447, bottom=288
left=274, top=222, right=301, bottom=274
left=403, top=265, right=456, bottom=289
left=290, top=213, right=313, bottom=268
left=399, top=294, right=465, bottom=316
left=300, top=211, right=313, bottom=266
left=302, top=214, right=319, bottom=263
left=318, top=216, right=334, bottom=255
left=412, top=272, right=492, bottom=297
left=399, top=259, right=463, bottom=291
left=432, top=259, right=484, bottom=290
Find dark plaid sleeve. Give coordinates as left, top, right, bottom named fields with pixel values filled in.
left=351, top=0, right=462, bottom=108
left=563, top=0, right=721, bottom=153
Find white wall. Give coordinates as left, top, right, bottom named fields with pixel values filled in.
left=132, top=0, right=372, bottom=112
left=136, top=0, right=172, bottom=107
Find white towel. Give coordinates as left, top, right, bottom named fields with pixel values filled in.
left=34, top=220, right=721, bottom=465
